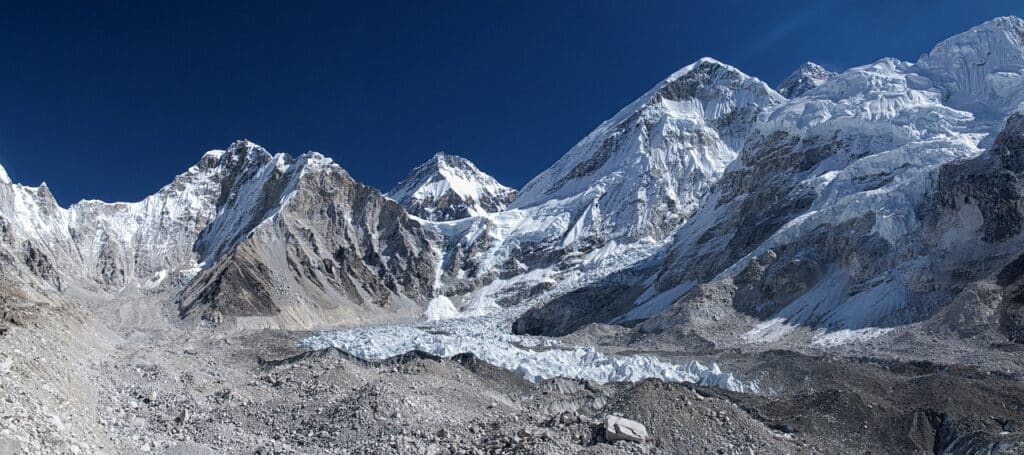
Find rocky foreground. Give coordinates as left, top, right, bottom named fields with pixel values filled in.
left=2, top=301, right=1024, bottom=454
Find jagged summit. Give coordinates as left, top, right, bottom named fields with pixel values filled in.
left=0, top=162, right=10, bottom=184
left=388, top=152, right=515, bottom=221
left=776, top=61, right=836, bottom=98
left=208, top=140, right=335, bottom=175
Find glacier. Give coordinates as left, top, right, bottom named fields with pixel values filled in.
left=303, top=310, right=758, bottom=393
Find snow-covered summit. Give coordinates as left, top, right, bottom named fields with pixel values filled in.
left=510, top=57, right=783, bottom=242
left=777, top=62, right=836, bottom=98
left=763, top=16, right=1024, bottom=136
left=0, top=162, right=10, bottom=184
left=388, top=152, right=516, bottom=221
left=515, top=57, right=783, bottom=207
left=914, top=16, right=1024, bottom=120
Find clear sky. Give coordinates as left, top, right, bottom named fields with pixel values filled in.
left=2, top=1, right=1023, bottom=205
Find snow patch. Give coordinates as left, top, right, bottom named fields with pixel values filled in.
left=143, top=269, right=168, bottom=288
left=421, top=296, right=460, bottom=321
left=812, top=327, right=894, bottom=346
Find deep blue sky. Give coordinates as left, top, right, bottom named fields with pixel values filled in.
left=2, top=1, right=1023, bottom=205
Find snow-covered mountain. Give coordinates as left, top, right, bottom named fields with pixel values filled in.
left=0, top=149, right=226, bottom=303
left=6, top=16, right=1024, bottom=345
left=0, top=140, right=439, bottom=330
left=176, top=142, right=440, bottom=329
left=513, top=58, right=783, bottom=242
left=419, top=58, right=783, bottom=313
left=517, top=16, right=1024, bottom=347
left=776, top=62, right=836, bottom=98
left=388, top=153, right=515, bottom=221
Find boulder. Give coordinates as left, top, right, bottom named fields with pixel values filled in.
left=604, top=415, right=647, bottom=443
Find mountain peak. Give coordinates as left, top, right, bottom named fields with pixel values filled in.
left=687, top=56, right=728, bottom=70
left=223, top=139, right=272, bottom=164
left=914, top=16, right=1024, bottom=117
left=514, top=56, right=782, bottom=216
left=920, top=15, right=1024, bottom=65
left=669, top=56, right=731, bottom=73
left=777, top=61, right=836, bottom=98
left=0, top=162, right=10, bottom=184
left=978, top=15, right=1024, bottom=32
left=228, top=139, right=264, bottom=150
left=667, top=57, right=758, bottom=82
left=428, top=152, right=483, bottom=173
left=657, top=57, right=750, bottom=92
left=297, top=151, right=334, bottom=169
left=609, top=57, right=781, bottom=130
left=427, top=151, right=458, bottom=166
left=388, top=152, right=515, bottom=221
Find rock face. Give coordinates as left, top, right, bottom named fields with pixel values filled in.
left=388, top=153, right=516, bottom=221
left=0, top=181, right=74, bottom=302
left=178, top=145, right=440, bottom=328
left=929, top=112, right=1024, bottom=342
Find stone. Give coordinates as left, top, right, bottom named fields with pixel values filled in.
left=175, top=409, right=190, bottom=425
left=604, top=415, right=648, bottom=443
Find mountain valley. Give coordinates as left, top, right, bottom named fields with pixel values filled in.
left=5, top=17, right=1024, bottom=454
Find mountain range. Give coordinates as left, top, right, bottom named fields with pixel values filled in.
left=4, top=16, right=1024, bottom=349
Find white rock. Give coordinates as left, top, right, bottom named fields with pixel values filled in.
left=604, top=415, right=648, bottom=443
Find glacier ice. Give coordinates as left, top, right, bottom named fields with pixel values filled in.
left=303, top=311, right=759, bottom=393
